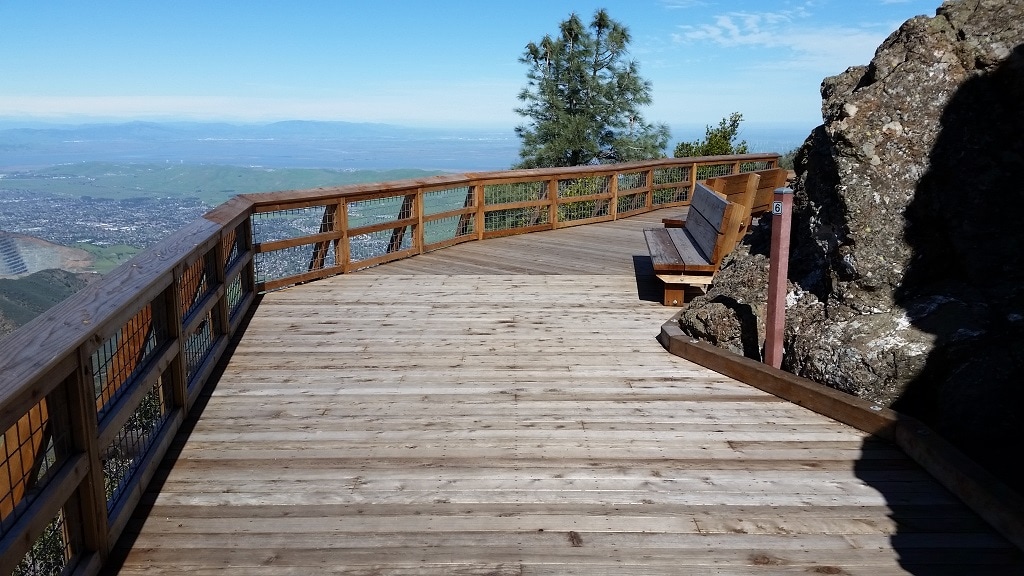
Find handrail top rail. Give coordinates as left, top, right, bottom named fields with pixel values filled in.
left=241, top=153, right=779, bottom=208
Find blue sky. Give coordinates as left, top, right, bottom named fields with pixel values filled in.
left=1, top=0, right=939, bottom=135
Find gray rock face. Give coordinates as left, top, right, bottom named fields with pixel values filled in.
left=677, top=0, right=1024, bottom=491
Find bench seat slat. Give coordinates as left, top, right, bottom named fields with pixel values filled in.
left=666, top=228, right=715, bottom=273
left=643, top=228, right=686, bottom=272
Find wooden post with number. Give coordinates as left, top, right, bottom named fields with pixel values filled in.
left=765, top=187, right=793, bottom=368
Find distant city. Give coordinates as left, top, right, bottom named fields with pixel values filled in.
left=0, top=192, right=210, bottom=250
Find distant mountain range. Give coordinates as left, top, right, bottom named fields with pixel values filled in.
left=0, top=119, right=444, bottom=142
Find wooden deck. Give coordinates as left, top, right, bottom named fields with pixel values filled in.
left=106, top=210, right=1023, bottom=575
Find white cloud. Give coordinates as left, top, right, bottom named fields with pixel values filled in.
left=674, top=9, right=890, bottom=73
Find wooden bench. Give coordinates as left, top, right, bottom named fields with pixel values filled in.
left=748, top=167, right=790, bottom=217
left=644, top=183, right=746, bottom=306
left=662, top=167, right=789, bottom=228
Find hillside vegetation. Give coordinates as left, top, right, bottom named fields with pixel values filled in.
left=0, top=269, right=95, bottom=337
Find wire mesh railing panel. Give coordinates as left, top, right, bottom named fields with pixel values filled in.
left=559, top=199, right=610, bottom=222
left=695, top=163, right=735, bottom=180
left=346, top=196, right=408, bottom=229
left=255, top=243, right=333, bottom=285
left=226, top=274, right=246, bottom=319
left=652, top=166, right=693, bottom=206
left=653, top=166, right=690, bottom=187
left=617, top=171, right=648, bottom=192
left=251, top=206, right=331, bottom=244
left=178, top=253, right=214, bottom=321
left=183, top=310, right=220, bottom=387
left=557, top=176, right=611, bottom=223
left=484, top=207, right=549, bottom=232
left=0, top=399, right=69, bottom=538
left=484, top=181, right=546, bottom=206
left=617, top=191, right=649, bottom=214
left=103, top=374, right=172, bottom=511
left=349, top=229, right=412, bottom=264
left=91, top=305, right=167, bottom=421
left=423, top=187, right=472, bottom=217
left=11, top=508, right=72, bottom=576
left=557, top=175, right=609, bottom=199
left=424, top=215, right=473, bottom=248
left=221, top=226, right=240, bottom=269
left=653, top=185, right=691, bottom=206
left=741, top=160, right=776, bottom=172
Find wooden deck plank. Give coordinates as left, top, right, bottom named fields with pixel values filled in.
left=107, top=208, right=1023, bottom=574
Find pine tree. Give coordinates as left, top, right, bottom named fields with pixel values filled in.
left=514, top=10, right=669, bottom=168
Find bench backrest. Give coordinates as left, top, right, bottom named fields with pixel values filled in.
left=686, top=183, right=745, bottom=265
left=750, top=168, right=790, bottom=216
left=704, top=172, right=760, bottom=217
left=704, top=171, right=759, bottom=244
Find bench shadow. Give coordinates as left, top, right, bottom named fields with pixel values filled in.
left=632, top=254, right=663, bottom=303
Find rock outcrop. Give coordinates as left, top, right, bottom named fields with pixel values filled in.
left=677, top=0, right=1024, bottom=491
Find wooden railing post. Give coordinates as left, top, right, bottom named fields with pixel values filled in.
left=609, top=171, right=619, bottom=220
left=415, top=189, right=424, bottom=255
left=474, top=185, right=485, bottom=240
left=161, top=274, right=189, bottom=411
left=339, top=200, right=351, bottom=272
left=547, top=179, right=559, bottom=228
left=765, top=187, right=794, bottom=368
left=645, top=169, right=654, bottom=209
left=65, top=350, right=110, bottom=562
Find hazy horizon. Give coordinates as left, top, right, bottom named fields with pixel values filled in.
left=0, top=119, right=810, bottom=172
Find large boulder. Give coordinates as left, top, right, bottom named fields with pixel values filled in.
left=677, top=0, right=1024, bottom=491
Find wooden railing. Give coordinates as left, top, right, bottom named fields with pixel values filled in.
left=247, top=155, right=779, bottom=291
left=0, top=154, right=776, bottom=575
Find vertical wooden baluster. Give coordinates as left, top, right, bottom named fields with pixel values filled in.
left=210, top=245, right=230, bottom=356
left=474, top=185, right=485, bottom=240
left=609, top=172, right=619, bottom=220
left=415, top=189, right=424, bottom=255
left=338, top=200, right=350, bottom=273
left=688, top=163, right=699, bottom=202
left=163, top=268, right=189, bottom=411
left=67, top=349, right=109, bottom=564
left=547, top=179, right=558, bottom=229
left=645, top=168, right=654, bottom=209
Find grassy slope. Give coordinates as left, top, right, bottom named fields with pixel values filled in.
left=0, top=269, right=92, bottom=337
left=74, top=243, right=142, bottom=274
